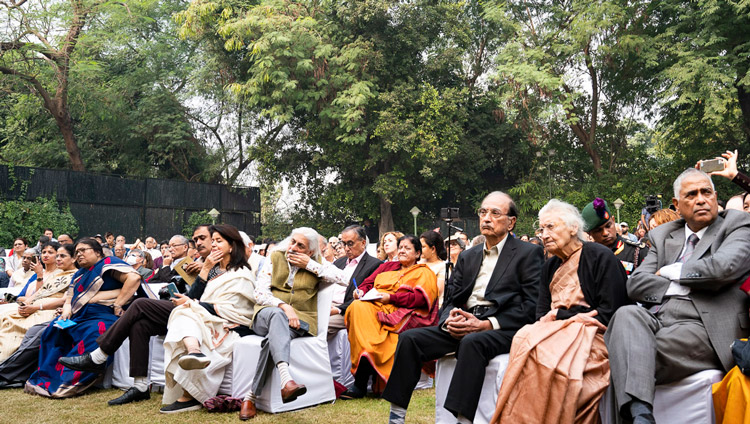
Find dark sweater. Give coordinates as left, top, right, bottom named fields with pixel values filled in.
left=536, top=242, right=630, bottom=326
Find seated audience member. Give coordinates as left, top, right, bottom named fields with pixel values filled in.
left=519, top=234, right=530, bottom=242
left=342, top=235, right=439, bottom=399
left=8, top=249, right=36, bottom=289
left=491, top=200, right=628, bottom=423
left=32, top=235, right=49, bottom=256
left=56, top=234, right=74, bottom=245
left=444, top=234, right=465, bottom=267
left=43, top=228, right=55, bottom=242
left=114, top=242, right=127, bottom=259
left=240, top=227, right=347, bottom=420
left=321, top=238, right=336, bottom=263
left=455, top=231, right=470, bottom=246
left=0, top=259, right=7, bottom=289
left=26, top=238, right=141, bottom=398
left=150, top=236, right=196, bottom=294
left=105, top=232, right=115, bottom=250
left=378, top=232, right=404, bottom=262
left=604, top=168, right=750, bottom=424
left=419, top=230, right=447, bottom=306
left=160, top=225, right=257, bottom=413
left=583, top=198, right=648, bottom=276
left=241, top=232, right=263, bottom=275
left=528, top=237, right=542, bottom=246
left=725, top=193, right=745, bottom=211
left=0, top=244, right=76, bottom=362
left=471, top=234, right=486, bottom=247
left=648, top=208, right=680, bottom=231
left=126, top=249, right=153, bottom=282
left=6, top=238, right=28, bottom=277
left=620, top=222, right=638, bottom=242
left=333, top=241, right=346, bottom=260
left=59, top=225, right=212, bottom=405
left=330, top=226, right=382, bottom=340
left=381, top=192, right=544, bottom=424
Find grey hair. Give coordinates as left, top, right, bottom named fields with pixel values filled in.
left=130, top=249, right=144, bottom=258
left=673, top=168, right=714, bottom=199
left=23, top=248, right=36, bottom=256
left=170, top=235, right=189, bottom=245
left=342, top=225, right=369, bottom=244
left=239, top=231, right=252, bottom=248
left=273, top=227, right=322, bottom=259
left=538, top=199, right=586, bottom=241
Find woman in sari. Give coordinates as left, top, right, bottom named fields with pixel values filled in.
left=344, top=235, right=439, bottom=398
left=160, top=224, right=256, bottom=414
left=491, top=199, right=628, bottom=424
left=5, top=238, right=28, bottom=278
left=419, top=231, right=447, bottom=307
left=0, top=243, right=75, bottom=362
left=25, top=238, right=141, bottom=398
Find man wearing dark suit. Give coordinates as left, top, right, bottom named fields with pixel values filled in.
left=329, top=225, right=382, bottom=339
left=382, top=192, right=544, bottom=423
left=605, top=168, right=750, bottom=424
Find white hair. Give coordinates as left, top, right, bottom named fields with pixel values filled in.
left=538, top=199, right=586, bottom=241
left=239, top=231, right=252, bottom=248
left=673, top=168, right=714, bottom=199
left=170, top=234, right=189, bottom=245
left=273, top=227, right=322, bottom=258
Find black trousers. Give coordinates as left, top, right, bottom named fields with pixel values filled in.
left=381, top=325, right=514, bottom=421
left=96, top=298, right=174, bottom=377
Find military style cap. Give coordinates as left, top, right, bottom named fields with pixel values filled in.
left=582, top=198, right=612, bottom=232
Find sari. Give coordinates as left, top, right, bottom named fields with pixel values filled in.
left=0, top=268, right=71, bottom=362
left=491, top=247, right=609, bottom=424
left=163, top=266, right=256, bottom=404
left=25, top=256, right=138, bottom=398
left=345, top=263, right=438, bottom=383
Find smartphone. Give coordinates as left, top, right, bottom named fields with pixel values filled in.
left=699, top=158, right=725, bottom=173
left=166, top=282, right=179, bottom=299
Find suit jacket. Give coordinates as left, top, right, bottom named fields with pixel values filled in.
left=439, top=235, right=544, bottom=331
left=333, top=252, right=383, bottom=315
left=629, top=209, right=750, bottom=370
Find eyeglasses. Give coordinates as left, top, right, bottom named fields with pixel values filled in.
left=477, top=208, right=509, bottom=219
left=341, top=241, right=361, bottom=248
left=75, top=247, right=94, bottom=256
left=168, top=243, right=187, bottom=249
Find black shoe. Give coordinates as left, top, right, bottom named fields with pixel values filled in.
left=339, top=385, right=365, bottom=400
left=108, top=387, right=150, bottom=406
left=58, top=353, right=106, bottom=374
left=159, top=399, right=202, bottom=414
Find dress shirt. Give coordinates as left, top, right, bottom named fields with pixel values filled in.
left=466, top=234, right=509, bottom=330
left=254, top=254, right=347, bottom=307
left=662, top=225, right=708, bottom=296
left=331, top=251, right=366, bottom=306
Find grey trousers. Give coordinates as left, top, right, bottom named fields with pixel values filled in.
left=327, top=314, right=345, bottom=341
left=604, top=300, right=723, bottom=417
left=248, top=307, right=305, bottom=395
left=0, top=322, right=47, bottom=387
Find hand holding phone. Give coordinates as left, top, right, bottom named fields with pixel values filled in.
left=166, top=282, right=179, bottom=299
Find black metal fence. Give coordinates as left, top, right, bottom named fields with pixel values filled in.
left=0, top=165, right=261, bottom=241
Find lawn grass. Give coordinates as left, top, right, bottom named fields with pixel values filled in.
left=2, top=387, right=436, bottom=423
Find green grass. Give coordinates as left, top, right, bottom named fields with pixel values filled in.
left=2, top=387, right=436, bottom=423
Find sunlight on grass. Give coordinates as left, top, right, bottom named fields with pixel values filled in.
left=2, top=387, right=436, bottom=423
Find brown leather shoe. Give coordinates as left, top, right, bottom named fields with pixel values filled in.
left=239, top=400, right=256, bottom=420
left=280, top=380, right=307, bottom=403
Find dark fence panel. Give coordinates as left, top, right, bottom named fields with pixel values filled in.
left=0, top=165, right=260, bottom=241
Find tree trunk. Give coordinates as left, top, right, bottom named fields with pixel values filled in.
left=378, top=194, right=395, bottom=234
left=50, top=103, right=85, bottom=171
left=738, top=83, right=750, bottom=141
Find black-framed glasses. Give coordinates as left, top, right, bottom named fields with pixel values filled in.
left=75, top=247, right=94, bottom=256
left=477, top=208, right=509, bottom=219
left=341, top=241, right=361, bottom=248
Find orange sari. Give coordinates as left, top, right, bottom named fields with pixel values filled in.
left=345, top=263, right=438, bottom=383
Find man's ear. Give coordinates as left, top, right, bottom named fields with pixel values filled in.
left=672, top=197, right=679, bottom=210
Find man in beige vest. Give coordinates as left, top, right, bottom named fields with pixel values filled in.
left=240, top=227, right=347, bottom=420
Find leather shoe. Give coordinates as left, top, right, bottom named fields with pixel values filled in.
left=239, top=400, right=256, bottom=420
left=108, top=387, right=150, bottom=406
left=58, top=353, right=106, bottom=374
left=280, top=380, right=307, bottom=403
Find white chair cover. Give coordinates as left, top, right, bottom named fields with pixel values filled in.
left=416, top=371, right=434, bottom=390
left=149, top=335, right=166, bottom=388
left=231, top=285, right=336, bottom=413
left=111, top=337, right=135, bottom=389
left=327, top=328, right=354, bottom=388
left=435, top=353, right=509, bottom=424
left=599, top=369, right=724, bottom=424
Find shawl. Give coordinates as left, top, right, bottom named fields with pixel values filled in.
left=373, top=264, right=440, bottom=333
left=68, top=256, right=140, bottom=314
left=26, top=268, right=75, bottom=304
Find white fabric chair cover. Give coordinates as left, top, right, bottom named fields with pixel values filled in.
left=416, top=371, right=434, bottom=390
left=149, top=335, right=166, bottom=388
left=435, top=353, right=509, bottom=424
left=327, top=328, right=354, bottom=388
left=599, top=369, right=724, bottom=424
left=111, top=337, right=135, bottom=389
left=231, top=285, right=336, bottom=413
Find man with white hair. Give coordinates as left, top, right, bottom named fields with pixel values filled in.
left=240, top=227, right=347, bottom=420
left=605, top=168, right=750, bottom=423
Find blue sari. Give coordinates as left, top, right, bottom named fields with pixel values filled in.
left=25, top=256, right=135, bottom=398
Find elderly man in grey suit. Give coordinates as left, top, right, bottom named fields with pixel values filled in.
left=605, top=168, right=750, bottom=424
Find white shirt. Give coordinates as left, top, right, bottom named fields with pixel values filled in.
left=466, top=235, right=510, bottom=330
left=332, top=251, right=367, bottom=306
left=662, top=225, right=708, bottom=296
left=254, top=254, right=347, bottom=307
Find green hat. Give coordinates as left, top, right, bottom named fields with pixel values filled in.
left=581, top=198, right=613, bottom=232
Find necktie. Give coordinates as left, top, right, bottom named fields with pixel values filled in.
left=680, top=233, right=699, bottom=263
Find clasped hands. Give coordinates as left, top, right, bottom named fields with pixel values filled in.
left=444, top=308, right=491, bottom=339
left=539, top=309, right=606, bottom=332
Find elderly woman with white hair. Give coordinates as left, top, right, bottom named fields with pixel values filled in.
left=239, top=227, right=347, bottom=420
left=491, top=199, right=629, bottom=424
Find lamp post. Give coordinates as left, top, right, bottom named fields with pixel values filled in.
left=208, top=208, right=220, bottom=225
left=409, top=206, right=421, bottom=235
left=613, top=198, right=624, bottom=224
